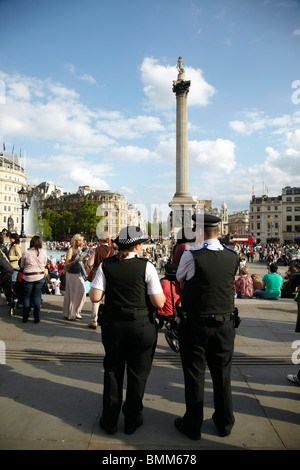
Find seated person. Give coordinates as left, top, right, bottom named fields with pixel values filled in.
left=254, top=263, right=283, bottom=300
left=289, top=267, right=300, bottom=296
left=237, top=266, right=254, bottom=298
left=251, top=273, right=264, bottom=291
left=281, top=266, right=298, bottom=298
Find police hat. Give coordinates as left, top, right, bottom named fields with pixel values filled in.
left=115, top=225, right=149, bottom=248
left=192, top=213, right=221, bottom=228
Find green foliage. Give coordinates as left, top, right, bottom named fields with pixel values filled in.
left=41, top=208, right=74, bottom=239
left=77, top=199, right=103, bottom=240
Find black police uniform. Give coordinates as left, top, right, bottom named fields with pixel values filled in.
left=176, top=215, right=239, bottom=439
left=100, top=255, right=157, bottom=432
left=0, top=251, right=14, bottom=304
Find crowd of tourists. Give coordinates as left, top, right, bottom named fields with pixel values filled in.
left=234, top=242, right=300, bottom=301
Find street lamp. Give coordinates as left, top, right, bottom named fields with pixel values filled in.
left=18, top=186, right=30, bottom=238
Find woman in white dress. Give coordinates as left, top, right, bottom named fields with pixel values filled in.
left=63, top=234, right=88, bottom=321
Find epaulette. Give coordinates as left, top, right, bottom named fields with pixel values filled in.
left=191, top=245, right=208, bottom=253
left=190, top=243, right=209, bottom=253
left=140, top=257, right=155, bottom=266
left=222, top=244, right=237, bottom=254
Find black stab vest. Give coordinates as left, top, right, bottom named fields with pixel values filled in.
left=183, top=247, right=239, bottom=316
left=102, top=256, right=151, bottom=314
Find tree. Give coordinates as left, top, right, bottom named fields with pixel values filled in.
left=42, top=209, right=61, bottom=239
left=77, top=199, right=103, bottom=241
left=57, top=211, right=74, bottom=237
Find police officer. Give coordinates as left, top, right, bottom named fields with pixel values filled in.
left=89, top=226, right=165, bottom=435
left=175, top=214, right=239, bottom=440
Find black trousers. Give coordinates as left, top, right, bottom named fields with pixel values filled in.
left=101, top=318, right=157, bottom=427
left=178, top=317, right=235, bottom=435
left=0, top=272, right=13, bottom=303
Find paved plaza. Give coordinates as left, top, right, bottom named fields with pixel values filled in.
left=0, top=258, right=299, bottom=451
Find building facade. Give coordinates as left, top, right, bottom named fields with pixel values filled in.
left=281, top=186, right=300, bottom=244
left=228, top=210, right=250, bottom=236
left=250, top=194, right=282, bottom=244
left=249, top=187, right=300, bottom=244
left=0, top=152, right=27, bottom=233
left=36, top=185, right=141, bottom=238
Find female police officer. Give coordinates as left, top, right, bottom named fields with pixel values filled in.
left=89, top=226, right=165, bottom=435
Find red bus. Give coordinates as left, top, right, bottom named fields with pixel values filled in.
left=230, top=234, right=253, bottom=246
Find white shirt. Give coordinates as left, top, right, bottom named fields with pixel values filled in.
left=176, top=238, right=224, bottom=282
left=91, top=252, right=163, bottom=295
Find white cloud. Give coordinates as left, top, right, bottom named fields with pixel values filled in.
left=228, top=110, right=300, bottom=184
left=65, top=62, right=96, bottom=84
left=140, top=57, right=216, bottom=111
left=189, top=138, right=236, bottom=173
left=97, top=115, right=164, bottom=139
left=8, top=82, right=31, bottom=101
left=229, top=110, right=296, bottom=136
left=24, top=153, right=113, bottom=191
left=0, top=72, right=111, bottom=148
left=105, top=145, right=158, bottom=162
left=229, top=112, right=266, bottom=135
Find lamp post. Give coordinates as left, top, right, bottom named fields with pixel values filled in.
left=18, top=186, right=30, bottom=238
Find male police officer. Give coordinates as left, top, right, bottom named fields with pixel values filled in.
left=175, top=214, right=239, bottom=440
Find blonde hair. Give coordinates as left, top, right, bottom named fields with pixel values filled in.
left=71, top=233, right=84, bottom=248
left=240, top=267, right=248, bottom=275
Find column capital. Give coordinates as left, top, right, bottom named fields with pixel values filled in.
left=172, top=80, right=191, bottom=97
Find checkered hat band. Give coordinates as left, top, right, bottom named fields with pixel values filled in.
left=118, top=236, right=144, bottom=244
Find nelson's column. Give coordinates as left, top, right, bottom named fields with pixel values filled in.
left=169, top=57, right=196, bottom=238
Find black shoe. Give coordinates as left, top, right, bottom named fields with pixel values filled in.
left=212, top=414, right=233, bottom=437
left=99, top=416, right=117, bottom=435
left=34, top=318, right=40, bottom=324
left=174, top=417, right=201, bottom=440
left=124, top=415, right=143, bottom=434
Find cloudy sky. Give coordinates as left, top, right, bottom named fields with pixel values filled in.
left=0, top=0, right=300, bottom=221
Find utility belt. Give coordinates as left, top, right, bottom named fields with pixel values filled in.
left=193, top=308, right=241, bottom=328
left=100, top=306, right=153, bottom=324
left=196, top=313, right=233, bottom=323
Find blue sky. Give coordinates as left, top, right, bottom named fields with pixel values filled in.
left=0, top=0, right=300, bottom=222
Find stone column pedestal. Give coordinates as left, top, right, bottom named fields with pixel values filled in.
left=169, top=59, right=196, bottom=239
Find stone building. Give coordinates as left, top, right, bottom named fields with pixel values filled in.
left=0, top=151, right=27, bottom=233
left=228, top=210, right=250, bottom=236
left=249, top=193, right=282, bottom=244
left=281, top=186, right=300, bottom=244
left=35, top=185, right=141, bottom=238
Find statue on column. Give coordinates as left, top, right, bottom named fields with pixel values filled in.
left=177, top=56, right=184, bottom=73
left=176, top=56, right=185, bottom=80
